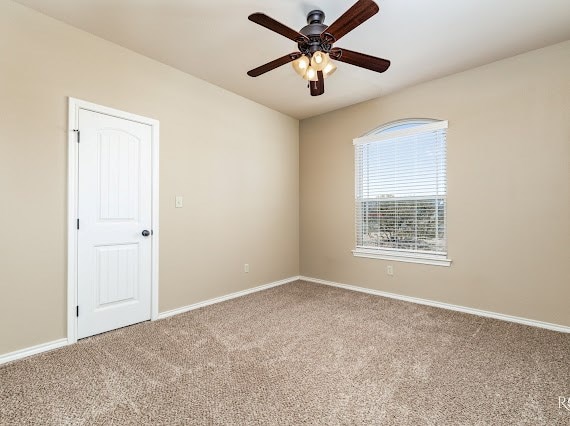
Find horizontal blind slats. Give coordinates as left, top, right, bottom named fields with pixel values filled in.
left=355, top=121, right=447, bottom=254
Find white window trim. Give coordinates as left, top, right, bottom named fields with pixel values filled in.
left=352, top=248, right=451, bottom=267
left=353, top=119, right=451, bottom=267
left=353, top=120, right=448, bottom=145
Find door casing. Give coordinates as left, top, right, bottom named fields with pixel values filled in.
left=67, top=97, right=160, bottom=344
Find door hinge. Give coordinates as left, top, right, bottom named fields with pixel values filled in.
left=76, top=306, right=79, bottom=317
left=77, top=218, right=80, bottom=230
left=73, top=129, right=80, bottom=143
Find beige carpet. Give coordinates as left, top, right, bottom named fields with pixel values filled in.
left=1, top=281, right=568, bottom=425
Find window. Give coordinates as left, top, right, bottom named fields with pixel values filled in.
left=353, top=119, right=451, bottom=266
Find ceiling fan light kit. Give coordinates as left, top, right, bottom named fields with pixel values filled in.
left=295, top=52, right=335, bottom=81
left=247, top=0, right=391, bottom=97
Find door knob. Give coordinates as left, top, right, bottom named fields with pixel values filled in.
left=142, top=230, right=150, bottom=237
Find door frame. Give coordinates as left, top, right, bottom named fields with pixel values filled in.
left=67, top=97, right=160, bottom=344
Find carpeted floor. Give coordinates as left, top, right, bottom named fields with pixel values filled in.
left=1, top=280, right=568, bottom=425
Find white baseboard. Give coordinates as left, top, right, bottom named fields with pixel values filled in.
left=0, top=338, right=69, bottom=366
left=4, top=275, right=564, bottom=365
left=157, top=276, right=300, bottom=320
left=299, top=276, right=570, bottom=333
left=0, top=276, right=299, bottom=365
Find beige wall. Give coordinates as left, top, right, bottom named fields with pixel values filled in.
left=1, top=0, right=568, bottom=359
left=0, top=1, right=299, bottom=355
left=300, top=41, right=570, bottom=327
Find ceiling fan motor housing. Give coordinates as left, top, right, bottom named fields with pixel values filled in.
left=299, top=10, right=332, bottom=55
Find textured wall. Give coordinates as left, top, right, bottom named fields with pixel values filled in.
left=300, top=41, right=570, bottom=326
left=0, top=1, right=299, bottom=355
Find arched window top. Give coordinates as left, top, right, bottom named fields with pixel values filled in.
left=363, top=118, right=440, bottom=137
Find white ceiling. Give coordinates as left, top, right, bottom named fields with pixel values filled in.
left=13, top=0, right=570, bottom=119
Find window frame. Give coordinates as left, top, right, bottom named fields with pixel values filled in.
left=352, top=119, right=451, bottom=267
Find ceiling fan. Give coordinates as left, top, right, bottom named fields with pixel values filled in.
left=247, top=0, right=391, bottom=97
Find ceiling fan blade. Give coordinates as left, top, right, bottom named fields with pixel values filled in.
left=249, top=13, right=309, bottom=43
left=247, top=52, right=302, bottom=77
left=330, top=48, right=390, bottom=73
left=310, top=71, right=325, bottom=96
left=322, top=0, right=379, bottom=43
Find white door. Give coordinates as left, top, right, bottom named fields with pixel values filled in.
left=77, top=109, right=153, bottom=339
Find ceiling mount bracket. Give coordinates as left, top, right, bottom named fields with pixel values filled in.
left=306, top=10, right=325, bottom=25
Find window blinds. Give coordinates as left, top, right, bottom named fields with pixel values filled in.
left=354, top=121, right=448, bottom=255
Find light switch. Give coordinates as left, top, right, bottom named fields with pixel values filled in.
left=175, top=196, right=183, bottom=208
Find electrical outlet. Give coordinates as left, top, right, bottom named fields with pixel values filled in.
left=175, top=196, right=183, bottom=208
left=386, top=265, right=394, bottom=276
left=244, top=264, right=249, bottom=273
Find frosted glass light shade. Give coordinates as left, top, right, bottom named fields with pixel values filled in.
left=303, top=66, right=318, bottom=81
left=322, top=59, right=337, bottom=78
left=292, top=56, right=310, bottom=77
left=310, top=51, right=329, bottom=71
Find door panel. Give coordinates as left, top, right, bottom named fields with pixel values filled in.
left=94, top=244, right=139, bottom=308
left=98, top=131, right=140, bottom=221
left=77, top=109, right=152, bottom=339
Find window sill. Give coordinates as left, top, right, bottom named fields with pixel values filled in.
left=352, top=248, right=452, bottom=267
